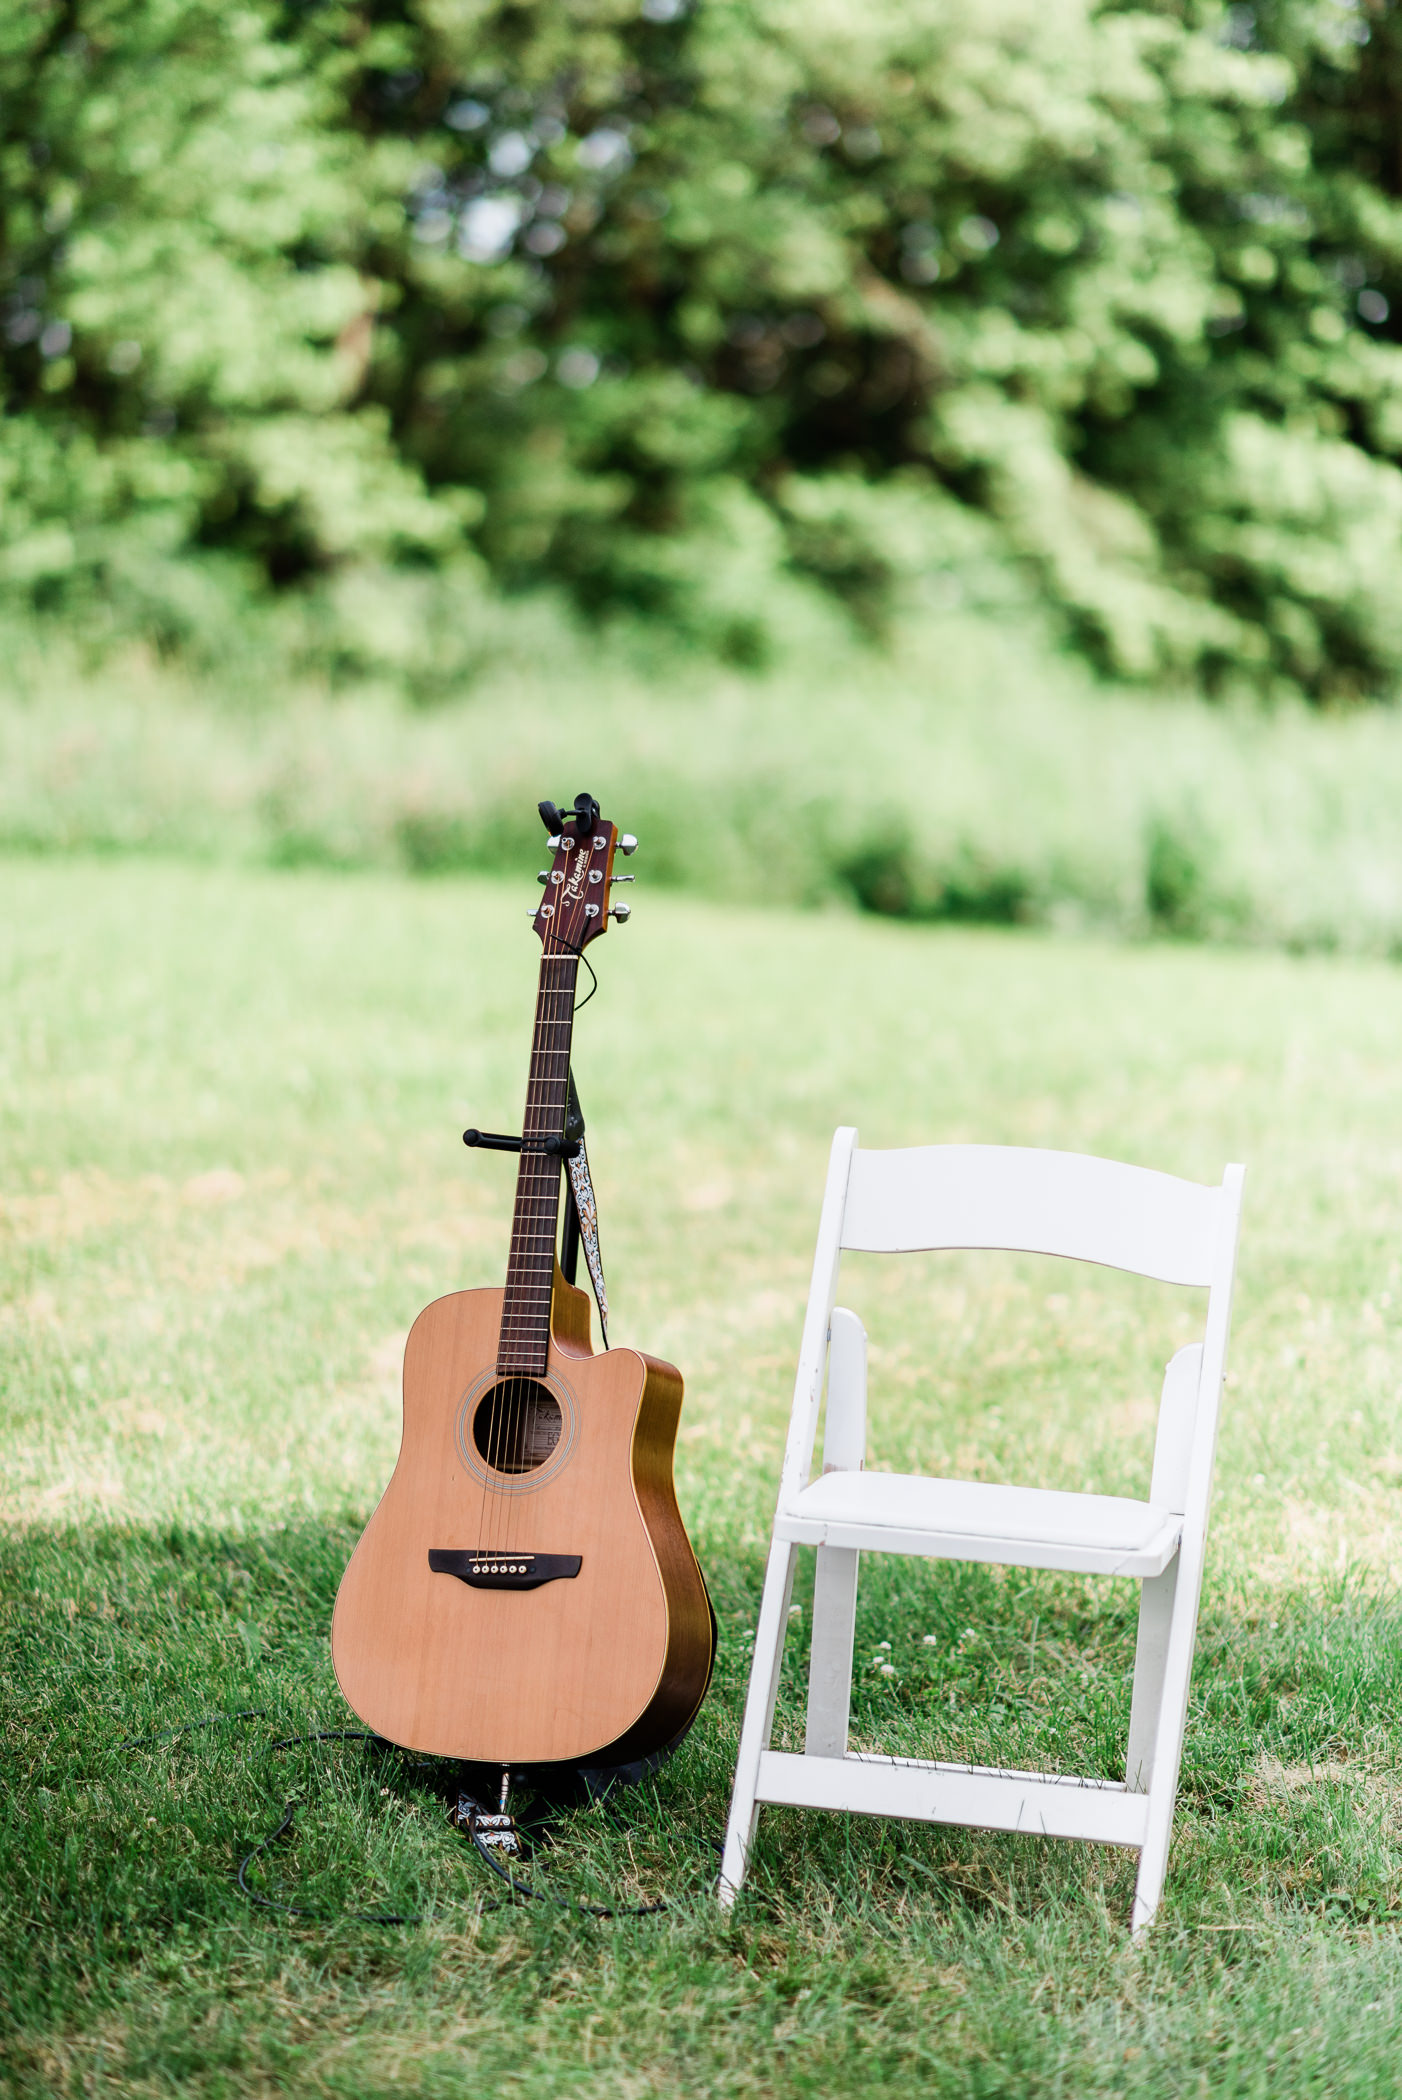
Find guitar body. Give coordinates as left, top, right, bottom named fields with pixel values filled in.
left=332, top=1269, right=714, bottom=1767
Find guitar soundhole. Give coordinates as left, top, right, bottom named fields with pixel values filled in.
left=472, top=1379, right=563, bottom=1476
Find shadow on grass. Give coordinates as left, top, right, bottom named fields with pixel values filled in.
left=7, top=1518, right=1402, bottom=2096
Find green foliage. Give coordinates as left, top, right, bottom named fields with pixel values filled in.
left=0, top=0, right=487, bottom=688
left=6, top=0, right=1402, bottom=694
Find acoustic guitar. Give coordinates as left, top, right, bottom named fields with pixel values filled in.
left=332, top=796, right=714, bottom=1772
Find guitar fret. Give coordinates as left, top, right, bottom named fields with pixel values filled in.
left=496, top=928, right=584, bottom=1376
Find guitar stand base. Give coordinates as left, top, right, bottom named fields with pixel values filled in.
left=453, top=1799, right=524, bottom=1859
left=452, top=1763, right=528, bottom=1857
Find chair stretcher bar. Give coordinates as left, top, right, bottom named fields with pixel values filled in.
left=754, top=1751, right=1151, bottom=1848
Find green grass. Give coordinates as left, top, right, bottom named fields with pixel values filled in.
left=6, top=853, right=1402, bottom=2096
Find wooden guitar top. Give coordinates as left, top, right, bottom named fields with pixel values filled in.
left=332, top=1274, right=712, bottom=1766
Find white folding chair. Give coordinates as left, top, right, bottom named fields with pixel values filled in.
left=719, top=1131, right=1244, bottom=1936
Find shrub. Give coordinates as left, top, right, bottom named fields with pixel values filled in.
left=6, top=0, right=1402, bottom=696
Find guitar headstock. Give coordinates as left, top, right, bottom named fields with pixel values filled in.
left=530, top=792, right=637, bottom=949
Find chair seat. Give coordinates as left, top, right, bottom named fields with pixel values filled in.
left=777, top=1469, right=1182, bottom=1577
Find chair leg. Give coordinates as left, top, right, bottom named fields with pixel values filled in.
left=1125, top=1558, right=1179, bottom=1792
left=805, top=1545, right=860, bottom=1757
left=803, top=1306, right=866, bottom=1758
left=718, top=1537, right=796, bottom=1907
left=1130, top=1557, right=1200, bottom=1940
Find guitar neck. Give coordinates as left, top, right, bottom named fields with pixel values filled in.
left=497, top=941, right=581, bottom=1375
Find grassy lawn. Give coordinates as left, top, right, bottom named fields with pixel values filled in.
left=6, top=852, right=1402, bottom=2096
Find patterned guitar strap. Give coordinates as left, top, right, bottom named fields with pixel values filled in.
left=563, top=1072, right=608, bottom=1347
left=566, top=1142, right=609, bottom=1348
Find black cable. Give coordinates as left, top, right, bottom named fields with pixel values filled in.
left=120, top=1719, right=427, bottom=1924
left=268, top=1728, right=379, bottom=1752
left=238, top=1796, right=426, bottom=1925
left=119, top=1708, right=267, bottom=1751
left=236, top=1727, right=456, bottom=1924
left=550, top=930, right=599, bottom=1012
left=121, top=1708, right=698, bottom=1925
left=458, top=1801, right=668, bottom=1918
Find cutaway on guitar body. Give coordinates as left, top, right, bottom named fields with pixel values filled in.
left=331, top=1270, right=714, bottom=1769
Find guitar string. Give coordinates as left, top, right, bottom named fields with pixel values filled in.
left=482, top=934, right=556, bottom=1561
left=486, top=953, right=545, bottom=1562
left=509, top=936, right=578, bottom=1552
left=489, top=958, right=551, bottom=1562
left=503, top=960, right=561, bottom=1553
left=494, top=935, right=566, bottom=1553
left=486, top=842, right=596, bottom=1565
left=499, top=943, right=560, bottom=1551
left=496, top=924, right=577, bottom=1561
left=515, top=920, right=586, bottom=1542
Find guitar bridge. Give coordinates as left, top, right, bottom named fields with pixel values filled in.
left=428, top=1550, right=581, bottom=1590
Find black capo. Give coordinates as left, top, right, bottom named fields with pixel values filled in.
left=538, top=792, right=600, bottom=839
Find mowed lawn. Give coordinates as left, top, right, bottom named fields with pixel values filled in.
left=5, top=853, right=1402, bottom=2098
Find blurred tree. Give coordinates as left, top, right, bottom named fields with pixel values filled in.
left=5, top=0, right=1402, bottom=695
left=0, top=0, right=476, bottom=680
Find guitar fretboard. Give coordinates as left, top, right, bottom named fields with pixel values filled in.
left=497, top=943, right=580, bottom=1375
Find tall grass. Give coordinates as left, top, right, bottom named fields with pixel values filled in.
left=5, top=605, right=1402, bottom=953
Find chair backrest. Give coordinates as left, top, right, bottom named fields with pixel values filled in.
left=842, top=1144, right=1221, bottom=1286
left=778, top=1130, right=1244, bottom=1510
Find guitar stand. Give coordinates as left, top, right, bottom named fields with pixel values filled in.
left=460, top=1073, right=718, bottom=1799
left=453, top=1768, right=525, bottom=1859
left=463, top=1071, right=589, bottom=1287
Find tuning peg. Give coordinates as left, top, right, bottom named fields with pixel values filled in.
left=610, top=872, right=635, bottom=883
left=547, top=834, right=563, bottom=850
left=618, top=834, right=638, bottom=856
left=609, top=902, right=632, bottom=923
left=537, top=871, right=550, bottom=885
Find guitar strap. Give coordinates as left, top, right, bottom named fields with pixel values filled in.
left=566, top=1140, right=609, bottom=1348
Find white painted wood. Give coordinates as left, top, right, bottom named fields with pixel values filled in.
left=841, top=1144, right=1221, bottom=1286
left=1149, top=1344, right=1202, bottom=1511
left=723, top=1128, right=857, bottom=1906
left=1121, top=1346, right=1199, bottom=1794
left=821, top=1307, right=868, bottom=1476
left=1125, top=1559, right=1179, bottom=1792
left=777, top=1129, right=858, bottom=1508
left=804, top=1308, right=867, bottom=1758
left=1132, top=1162, right=1244, bottom=1938
left=776, top=1515, right=1179, bottom=1578
left=780, top=1475, right=1182, bottom=1578
left=718, top=1537, right=796, bottom=1908
left=720, top=1136, right=1244, bottom=1938
left=755, top=1752, right=1149, bottom=1848
left=805, top=1548, right=860, bottom=1757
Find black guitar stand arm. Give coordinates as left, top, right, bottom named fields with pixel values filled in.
left=463, top=1130, right=581, bottom=1159
left=463, top=1072, right=589, bottom=1287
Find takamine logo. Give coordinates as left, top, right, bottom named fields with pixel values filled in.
left=562, top=850, right=589, bottom=902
